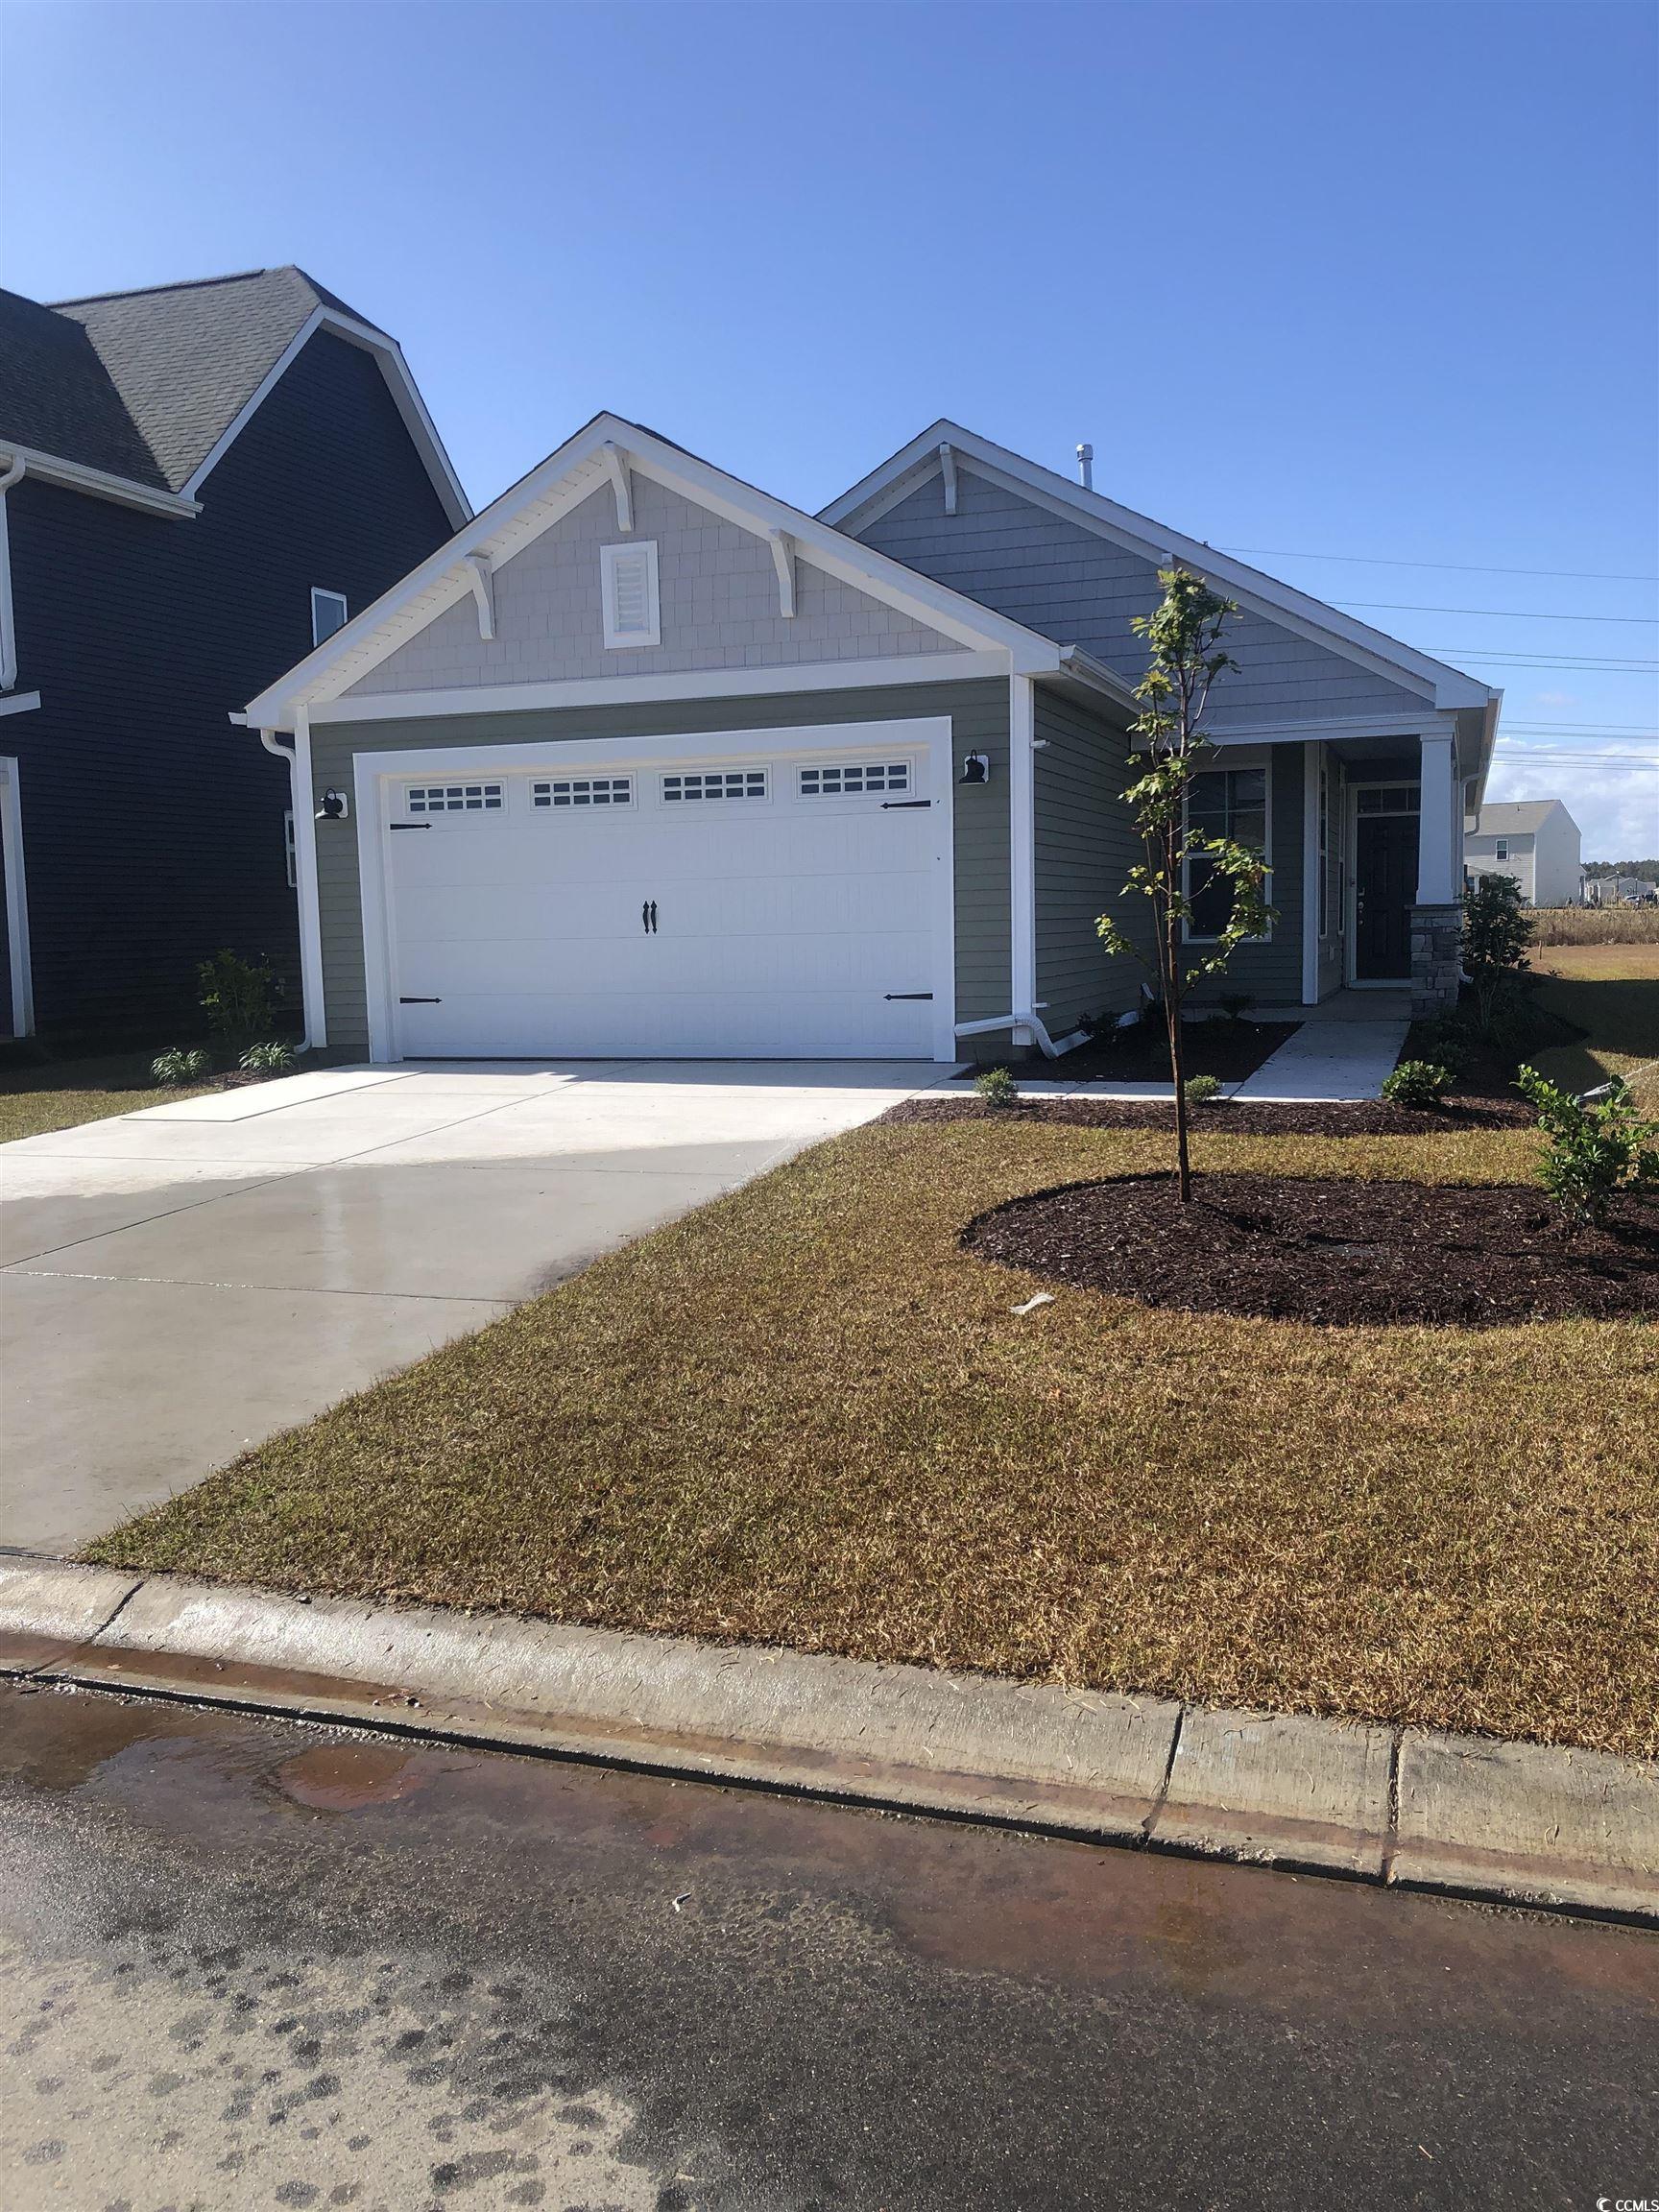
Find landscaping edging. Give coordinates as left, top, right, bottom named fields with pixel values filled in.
left=4, top=1558, right=1655, bottom=1926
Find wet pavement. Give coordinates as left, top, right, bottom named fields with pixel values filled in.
left=0, top=1679, right=1654, bottom=2211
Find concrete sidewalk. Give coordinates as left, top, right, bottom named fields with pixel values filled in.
left=3, top=1558, right=1653, bottom=1926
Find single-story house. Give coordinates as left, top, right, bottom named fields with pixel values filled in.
left=239, top=415, right=1501, bottom=1064
left=1465, top=799, right=1581, bottom=907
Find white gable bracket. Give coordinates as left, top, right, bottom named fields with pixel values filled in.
left=601, top=443, right=633, bottom=532
left=463, top=551, right=495, bottom=640
left=939, top=442, right=957, bottom=517
left=768, top=530, right=797, bottom=618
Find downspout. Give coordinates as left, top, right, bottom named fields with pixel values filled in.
left=249, top=714, right=327, bottom=1051
left=0, top=453, right=25, bottom=692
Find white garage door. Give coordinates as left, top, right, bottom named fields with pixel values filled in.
left=380, top=740, right=947, bottom=1059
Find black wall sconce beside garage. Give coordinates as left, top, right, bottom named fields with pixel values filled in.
left=959, top=752, right=991, bottom=786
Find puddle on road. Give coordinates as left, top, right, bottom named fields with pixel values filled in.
left=275, top=1742, right=466, bottom=1812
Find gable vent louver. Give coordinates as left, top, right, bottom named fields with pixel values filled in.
left=602, top=541, right=661, bottom=649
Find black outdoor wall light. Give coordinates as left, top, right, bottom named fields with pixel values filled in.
left=316, top=789, right=349, bottom=821
left=959, top=752, right=991, bottom=785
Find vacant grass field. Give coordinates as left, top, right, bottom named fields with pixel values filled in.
left=1527, top=904, right=1659, bottom=946
left=86, top=1116, right=1659, bottom=1760
left=0, top=1049, right=216, bottom=1143
left=1527, top=943, right=1659, bottom=1100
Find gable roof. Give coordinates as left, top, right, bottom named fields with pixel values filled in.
left=823, top=420, right=1499, bottom=719
left=0, top=267, right=469, bottom=526
left=241, top=412, right=1126, bottom=730
left=1472, top=800, right=1575, bottom=836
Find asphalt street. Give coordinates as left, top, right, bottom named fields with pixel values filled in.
left=1, top=1677, right=1654, bottom=2211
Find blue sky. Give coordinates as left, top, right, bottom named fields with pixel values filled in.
left=4, top=0, right=1654, bottom=856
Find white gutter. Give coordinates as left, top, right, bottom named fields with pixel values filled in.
left=250, top=716, right=327, bottom=1051
left=0, top=453, right=22, bottom=690
left=0, top=443, right=199, bottom=520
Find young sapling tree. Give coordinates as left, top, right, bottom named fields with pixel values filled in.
left=1096, top=567, right=1275, bottom=1202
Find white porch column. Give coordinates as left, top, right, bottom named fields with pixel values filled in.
left=1415, top=729, right=1458, bottom=905
left=1008, top=671, right=1038, bottom=1046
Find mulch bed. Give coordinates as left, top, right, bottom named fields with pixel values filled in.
left=962, top=1172, right=1659, bottom=1326
left=957, top=1020, right=1299, bottom=1084
left=886, top=1095, right=1533, bottom=1137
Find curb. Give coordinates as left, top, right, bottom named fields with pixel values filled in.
left=3, top=1558, right=1655, bottom=1927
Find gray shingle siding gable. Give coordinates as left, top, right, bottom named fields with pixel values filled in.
left=309, top=680, right=1009, bottom=1059
left=348, top=475, right=961, bottom=697
left=855, top=465, right=1429, bottom=726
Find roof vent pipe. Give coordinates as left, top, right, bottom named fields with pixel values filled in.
left=1075, top=442, right=1094, bottom=492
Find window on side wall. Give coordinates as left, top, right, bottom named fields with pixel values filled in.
left=1185, top=765, right=1268, bottom=940
left=283, top=809, right=297, bottom=889
left=1317, top=760, right=1330, bottom=938
left=311, top=588, right=348, bottom=647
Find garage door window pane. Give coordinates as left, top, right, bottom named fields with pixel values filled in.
left=799, top=762, right=910, bottom=796
left=661, top=770, right=768, bottom=802
left=533, top=778, right=633, bottom=808
left=405, top=783, right=503, bottom=813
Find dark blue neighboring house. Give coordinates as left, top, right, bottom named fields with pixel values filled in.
left=0, top=266, right=469, bottom=1042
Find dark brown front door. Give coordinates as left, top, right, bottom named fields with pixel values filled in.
left=1355, top=815, right=1416, bottom=979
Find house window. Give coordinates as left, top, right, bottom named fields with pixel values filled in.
left=311, top=588, right=349, bottom=646
left=1317, top=760, right=1330, bottom=938
left=1357, top=784, right=1419, bottom=816
left=1495, top=839, right=1508, bottom=861
left=532, top=777, right=632, bottom=808
left=661, top=769, right=767, bottom=803
left=601, top=541, right=661, bottom=649
left=799, top=762, right=910, bottom=796
left=283, top=808, right=297, bottom=889
left=1185, top=765, right=1268, bottom=940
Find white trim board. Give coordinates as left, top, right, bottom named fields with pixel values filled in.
left=349, top=715, right=959, bottom=1066
left=180, top=305, right=470, bottom=529
left=822, top=421, right=1497, bottom=715
left=0, top=755, right=36, bottom=1035
left=0, top=442, right=200, bottom=520
left=0, top=691, right=40, bottom=718
left=242, top=413, right=1070, bottom=731
left=307, top=651, right=1011, bottom=725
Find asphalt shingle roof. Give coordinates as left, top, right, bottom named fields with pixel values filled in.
left=1, top=265, right=380, bottom=495
left=1472, top=801, right=1566, bottom=835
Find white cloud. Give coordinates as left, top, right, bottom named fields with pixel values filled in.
left=1486, top=748, right=1659, bottom=861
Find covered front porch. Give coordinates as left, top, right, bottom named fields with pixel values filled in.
left=1203, top=708, right=1491, bottom=1017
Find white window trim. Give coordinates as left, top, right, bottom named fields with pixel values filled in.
left=352, top=717, right=956, bottom=1067
left=600, top=541, right=661, bottom=651
left=311, top=588, right=349, bottom=648
left=1182, top=749, right=1274, bottom=945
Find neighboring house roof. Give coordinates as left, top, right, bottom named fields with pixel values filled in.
left=241, top=411, right=1132, bottom=731
left=0, top=266, right=469, bottom=526
left=822, top=420, right=1500, bottom=721
left=1472, top=800, right=1576, bottom=836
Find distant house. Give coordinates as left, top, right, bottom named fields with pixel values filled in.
left=1585, top=873, right=1656, bottom=906
left=1465, top=800, right=1581, bottom=907
left=0, top=267, right=468, bottom=1041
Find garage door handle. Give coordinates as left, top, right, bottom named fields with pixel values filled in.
left=881, top=800, right=932, bottom=809
left=390, top=822, right=431, bottom=831
left=399, top=997, right=442, bottom=1004
left=641, top=900, right=659, bottom=935
left=884, top=992, right=933, bottom=1000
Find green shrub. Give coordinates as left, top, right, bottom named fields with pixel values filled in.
left=1515, top=1065, right=1659, bottom=1227
left=1461, top=877, right=1532, bottom=1040
left=1218, top=992, right=1253, bottom=1024
left=974, top=1066, right=1019, bottom=1109
left=198, top=950, right=282, bottom=1058
left=1412, top=1010, right=1481, bottom=1079
left=1382, top=1060, right=1455, bottom=1109
left=1184, top=1072, right=1223, bottom=1105
left=151, top=1046, right=211, bottom=1087
left=239, top=1041, right=297, bottom=1075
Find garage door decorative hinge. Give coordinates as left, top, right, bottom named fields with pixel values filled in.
left=884, top=992, right=934, bottom=1000
left=881, top=799, right=931, bottom=809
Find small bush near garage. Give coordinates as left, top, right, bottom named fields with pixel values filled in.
left=1381, top=1061, right=1453, bottom=1109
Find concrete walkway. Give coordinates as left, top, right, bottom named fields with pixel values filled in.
left=4, top=1558, right=1654, bottom=1925
left=1235, top=991, right=1412, bottom=1103
left=0, top=1060, right=944, bottom=1552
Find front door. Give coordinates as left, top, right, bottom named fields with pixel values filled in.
left=1354, top=814, right=1416, bottom=979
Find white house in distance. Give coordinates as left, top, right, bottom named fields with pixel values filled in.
left=1466, top=800, right=1582, bottom=906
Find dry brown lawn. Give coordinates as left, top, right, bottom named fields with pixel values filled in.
left=85, top=1116, right=1659, bottom=1759
left=1527, top=905, right=1659, bottom=947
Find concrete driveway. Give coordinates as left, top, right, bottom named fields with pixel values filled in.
left=0, top=1061, right=941, bottom=1554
